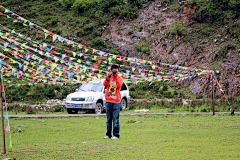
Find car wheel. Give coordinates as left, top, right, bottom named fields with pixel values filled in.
left=121, top=99, right=126, bottom=110
left=95, top=103, right=103, bottom=114
left=67, top=108, right=78, bottom=114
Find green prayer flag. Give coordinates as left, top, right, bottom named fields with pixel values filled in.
left=23, top=19, right=28, bottom=23
left=43, top=43, right=47, bottom=48
left=9, top=139, right=12, bottom=147
left=108, top=58, right=112, bottom=62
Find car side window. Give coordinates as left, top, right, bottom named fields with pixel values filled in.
left=121, top=83, right=127, bottom=91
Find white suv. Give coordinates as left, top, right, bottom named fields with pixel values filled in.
left=65, top=79, right=130, bottom=114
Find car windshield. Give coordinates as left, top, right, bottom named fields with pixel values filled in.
left=79, top=83, right=103, bottom=92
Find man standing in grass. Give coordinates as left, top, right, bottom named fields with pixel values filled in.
left=103, top=64, right=123, bottom=140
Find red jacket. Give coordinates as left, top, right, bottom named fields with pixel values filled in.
left=103, top=74, right=123, bottom=103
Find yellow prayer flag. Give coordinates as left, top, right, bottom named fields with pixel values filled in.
left=73, top=52, right=77, bottom=57
left=81, top=75, right=85, bottom=80
left=59, top=71, right=63, bottom=76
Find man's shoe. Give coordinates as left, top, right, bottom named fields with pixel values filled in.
left=103, top=136, right=110, bottom=139
left=111, top=136, right=119, bottom=140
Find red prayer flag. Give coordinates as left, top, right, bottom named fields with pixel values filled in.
left=37, top=30, right=41, bottom=34
left=94, top=64, right=98, bottom=69
left=65, top=50, right=71, bottom=53
left=0, top=13, right=4, bottom=16
left=76, top=69, right=80, bottom=74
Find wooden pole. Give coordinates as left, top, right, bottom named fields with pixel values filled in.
left=0, top=73, right=6, bottom=154
left=212, top=78, right=215, bottom=115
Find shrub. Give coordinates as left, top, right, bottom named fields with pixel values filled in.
left=187, top=0, right=240, bottom=23
left=83, top=23, right=95, bottom=31
left=117, top=26, right=121, bottom=31
left=169, top=21, right=185, bottom=36
left=60, top=0, right=75, bottom=8
left=142, top=36, right=146, bottom=41
left=91, top=38, right=107, bottom=48
left=134, top=42, right=151, bottom=55
left=71, top=0, right=93, bottom=14
left=151, top=29, right=155, bottom=34
left=138, top=25, right=143, bottom=32
left=128, top=29, right=134, bottom=35
left=155, top=19, right=160, bottom=24
left=129, top=87, right=135, bottom=91
left=50, top=16, right=59, bottom=26
left=216, top=43, right=236, bottom=59
left=53, top=106, right=65, bottom=112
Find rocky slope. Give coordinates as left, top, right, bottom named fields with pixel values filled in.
left=102, top=1, right=240, bottom=98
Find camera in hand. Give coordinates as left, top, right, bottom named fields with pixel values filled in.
left=112, top=71, right=117, bottom=76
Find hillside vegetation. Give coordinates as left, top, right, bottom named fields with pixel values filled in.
left=0, top=0, right=240, bottom=104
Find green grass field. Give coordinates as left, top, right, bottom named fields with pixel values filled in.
left=4, top=107, right=190, bottom=116
left=0, top=114, right=240, bottom=159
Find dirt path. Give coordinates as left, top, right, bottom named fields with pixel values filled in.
left=6, top=112, right=239, bottom=118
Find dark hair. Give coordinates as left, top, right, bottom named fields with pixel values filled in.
left=111, top=64, right=119, bottom=70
